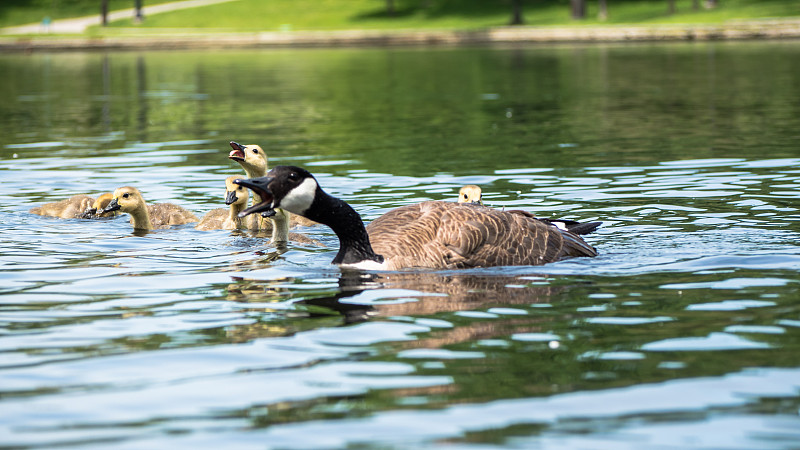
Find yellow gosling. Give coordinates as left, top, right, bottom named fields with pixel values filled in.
left=30, top=194, right=95, bottom=219
left=78, top=193, right=120, bottom=219
left=457, top=185, right=484, bottom=205
left=103, top=186, right=198, bottom=230
left=92, top=193, right=118, bottom=217
left=196, top=176, right=256, bottom=231
left=228, top=141, right=267, bottom=180
left=228, top=141, right=318, bottom=231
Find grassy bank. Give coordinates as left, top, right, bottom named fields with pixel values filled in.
left=101, top=0, right=800, bottom=32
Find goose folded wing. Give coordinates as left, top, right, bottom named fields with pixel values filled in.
left=443, top=208, right=595, bottom=267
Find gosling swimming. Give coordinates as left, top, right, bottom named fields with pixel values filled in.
left=229, top=141, right=317, bottom=230
left=103, top=186, right=198, bottom=230
left=78, top=193, right=120, bottom=219
left=195, top=176, right=256, bottom=231
left=31, top=193, right=118, bottom=220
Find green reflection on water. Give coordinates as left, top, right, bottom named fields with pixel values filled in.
left=3, top=42, right=799, bottom=174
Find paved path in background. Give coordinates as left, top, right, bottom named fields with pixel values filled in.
left=0, top=0, right=239, bottom=34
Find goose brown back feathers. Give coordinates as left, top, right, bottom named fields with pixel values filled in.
left=366, top=201, right=596, bottom=269
left=456, top=184, right=602, bottom=236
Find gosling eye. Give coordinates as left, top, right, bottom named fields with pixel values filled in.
left=122, top=193, right=130, bottom=199
left=252, top=148, right=259, bottom=154
left=463, top=193, right=468, bottom=200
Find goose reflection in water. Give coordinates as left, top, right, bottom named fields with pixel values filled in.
left=222, top=270, right=565, bottom=345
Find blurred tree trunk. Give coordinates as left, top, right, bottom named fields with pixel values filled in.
left=667, top=0, right=676, bottom=14
left=135, top=0, right=144, bottom=23
left=571, top=0, right=586, bottom=19
left=510, top=0, right=524, bottom=25
left=598, top=0, right=608, bottom=20
left=101, top=0, right=109, bottom=26
left=704, top=0, right=718, bottom=8
left=386, top=0, right=394, bottom=16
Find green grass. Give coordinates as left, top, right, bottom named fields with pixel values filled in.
left=102, top=0, right=800, bottom=31
left=0, top=0, right=176, bottom=28
left=3, top=0, right=799, bottom=32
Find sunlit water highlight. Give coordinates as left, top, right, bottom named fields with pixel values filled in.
left=1, top=43, right=800, bottom=448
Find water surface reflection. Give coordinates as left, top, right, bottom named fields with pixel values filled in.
left=1, top=43, right=800, bottom=448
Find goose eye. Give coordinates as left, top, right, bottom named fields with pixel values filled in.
left=288, top=172, right=299, bottom=181
left=123, top=193, right=130, bottom=199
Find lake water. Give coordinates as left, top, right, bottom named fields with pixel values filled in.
left=2, top=41, right=800, bottom=448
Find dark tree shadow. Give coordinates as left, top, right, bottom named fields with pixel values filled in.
left=354, top=5, right=420, bottom=20
left=351, top=0, right=546, bottom=23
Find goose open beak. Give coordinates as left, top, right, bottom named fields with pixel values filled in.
left=229, top=141, right=246, bottom=162
left=224, top=190, right=238, bottom=205
left=234, top=177, right=275, bottom=217
left=102, top=198, right=121, bottom=214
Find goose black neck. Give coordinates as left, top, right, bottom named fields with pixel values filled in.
left=301, top=188, right=384, bottom=266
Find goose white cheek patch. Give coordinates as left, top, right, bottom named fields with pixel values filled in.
left=279, top=178, right=317, bottom=215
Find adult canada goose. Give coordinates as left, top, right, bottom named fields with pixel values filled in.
left=235, top=166, right=598, bottom=270
left=103, top=186, right=198, bottom=230
left=458, top=185, right=601, bottom=236
left=195, top=176, right=256, bottom=231
left=228, top=141, right=317, bottom=230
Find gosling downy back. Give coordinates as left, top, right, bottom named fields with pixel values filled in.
left=103, top=186, right=198, bottom=230
left=235, top=166, right=598, bottom=270
left=30, top=194, right=95, bottom=219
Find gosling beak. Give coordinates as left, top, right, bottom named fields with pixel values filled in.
left=79, top=207, right=98, bottom=219
left=229, top=141, right=245, bottom=161
left=234, top=177, right=275, bottom=217
left=225, top=190, right=238, bottom=205
left=102, top=198, right=121, bottom=214
left=470, top=200, right=484, bottom=206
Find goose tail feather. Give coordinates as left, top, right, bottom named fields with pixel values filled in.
left=560, top=231, right=598, bottom=258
